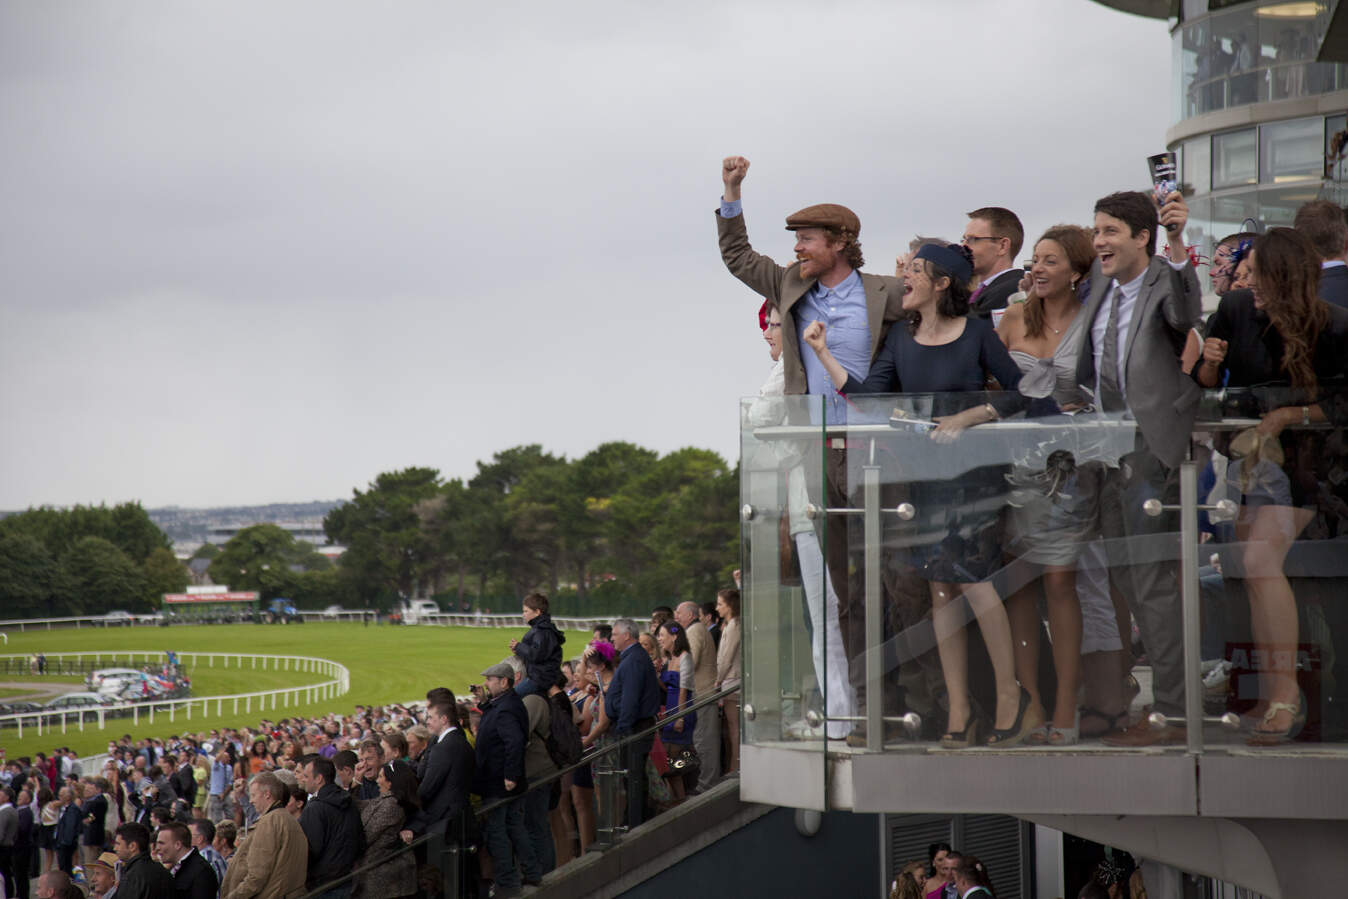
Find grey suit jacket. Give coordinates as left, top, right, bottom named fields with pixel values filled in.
left=0, top=803, right=16, bottom=847
left=1075, top=255, right=1203, bottom=469
left=717, top=210, right=906, bottom=396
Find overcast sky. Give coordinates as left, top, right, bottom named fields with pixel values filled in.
left=0, top=0, right=1174, bottom=510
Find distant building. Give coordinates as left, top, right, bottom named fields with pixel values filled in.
left=207, top=520, right=330, bottom=546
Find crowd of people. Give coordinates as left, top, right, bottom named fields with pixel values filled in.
left=0, top=593, right=743, bottom=899
left=723, top=154, right=1348, bottom=751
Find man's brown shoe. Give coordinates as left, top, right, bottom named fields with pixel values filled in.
left=1100, top=719, right=1186, bottom=747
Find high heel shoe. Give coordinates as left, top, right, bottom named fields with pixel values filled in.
left=985, top=686, right=1038, bottom=747
left=939, top=714, right=980, bottom=749
left=1247, top=693, right=1306, bottom=746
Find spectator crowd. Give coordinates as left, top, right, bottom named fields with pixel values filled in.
left=723, top=154, right=1348, bottom=751
left=0, top=593, right=742, bottom=899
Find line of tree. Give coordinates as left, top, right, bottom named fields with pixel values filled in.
left=0, top=441, right=739, bottom=619
left=317, top=442, right=739, bottom=615
left=0, top=503, right=187, bottom=617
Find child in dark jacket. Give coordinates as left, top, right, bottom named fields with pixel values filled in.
left=510, top=592, right=565, bottom=697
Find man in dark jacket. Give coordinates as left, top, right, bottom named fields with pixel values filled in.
left=154, top=822, right=217, bottom=899
left=402, top=698, right=473, bottom=844
left=13, top=788, right=35, bottom=899
left=171, top=753, right=197, bottom=809
left=604, top=618, right=663, bottom=829
left=54, top=787, right=82, bottom=875
left=79, top=781, right=109, bottom=864
left=297, top=757, right=365, bottom=898
left=473, top=662, right=540, bottom=898
left=113, top=823, right=175, bottom=899
left=509, top=592, right=564, bottom=698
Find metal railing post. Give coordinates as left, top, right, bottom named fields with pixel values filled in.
left=863, top=446, right=882, bottom=752
left=1180, top=460, right=1203, bottom=754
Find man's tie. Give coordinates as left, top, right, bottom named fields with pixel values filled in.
left=968, top=283, right=985, bottom=307
left=1098, top=286, right=1126, bottom=412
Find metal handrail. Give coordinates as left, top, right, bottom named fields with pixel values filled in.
left=300, top=681, right=742, bottom=899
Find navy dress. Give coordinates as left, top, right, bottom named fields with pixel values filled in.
left=841, top=316, right=1025, bottom=583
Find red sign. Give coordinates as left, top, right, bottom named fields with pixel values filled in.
left=162, top=592, right=259, bottom=604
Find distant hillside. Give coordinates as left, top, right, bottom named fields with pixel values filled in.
left=147, top=501, right=343, bottom=545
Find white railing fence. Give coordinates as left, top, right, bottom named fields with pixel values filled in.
left=3, top=613, right=618, bottom=631
left=0, top=651, right=349, bottom=740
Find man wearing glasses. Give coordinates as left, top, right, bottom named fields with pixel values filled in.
left=962, top=207, right=1025, bottom=319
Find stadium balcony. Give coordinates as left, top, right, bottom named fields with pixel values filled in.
left=737, top=390, right=1348, bottom=897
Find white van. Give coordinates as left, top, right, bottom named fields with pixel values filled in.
left=399, top=599, right=440, bottom=625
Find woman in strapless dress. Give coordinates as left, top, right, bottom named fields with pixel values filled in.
left=995, top=225, right=1101, bottom=745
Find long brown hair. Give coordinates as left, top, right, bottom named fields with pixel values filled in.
left=1252, top=227, right=1329, bottom=392
left=1023, top=225, right=1095, bottom=339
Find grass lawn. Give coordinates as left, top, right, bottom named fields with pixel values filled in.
left=0, top=622, right=592, bottom=760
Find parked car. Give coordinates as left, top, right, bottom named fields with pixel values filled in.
left=43, top=692, right=116, bottom=711
left=0, top=701, right=43, bottom=716
left=87, top=667, right=144, bottom=693
left=100, top=610, right=135, bottom=624
left=321, top=605, right=345, bottom=619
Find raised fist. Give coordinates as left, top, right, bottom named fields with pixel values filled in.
left=802, top=320, right=827, bottom=353
left=722, top=156, right=750, bottom=188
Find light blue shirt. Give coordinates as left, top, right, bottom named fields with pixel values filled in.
left=720, top=198, right=870, bottom=425
left=209, top=760, right=231, bottom=796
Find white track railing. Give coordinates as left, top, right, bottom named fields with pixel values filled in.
left=2, top=613, right=618, bottom=630
left=0, top=616, right=166, bottom=631
left=0, top=651, right=349, bottom=740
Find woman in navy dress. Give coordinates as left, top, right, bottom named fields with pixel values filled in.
left=803, top=242, right=1038, bottom=747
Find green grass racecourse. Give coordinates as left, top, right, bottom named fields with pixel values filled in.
left=0, top=622, right=593, bottom=759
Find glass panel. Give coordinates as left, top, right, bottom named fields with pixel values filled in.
left=1213, top=129, right=1259, bottom=189
left=1260, top=116, right=1322, bottom=183
left=1326, top=114, right=1347, bottom=182
left=1211, top=6, right=1262, bottom=106
left=1183, top=136, right=1211, bottom=196
left=1212, top=191, right=1259, bottom=241
left=739, top=394, right=828, bottom=749
left=1258, top=184, right=1323, bottom=226
left=1175, top=20, right=1208, bottom=120
left=1194, top=385, right=1348, bottom=747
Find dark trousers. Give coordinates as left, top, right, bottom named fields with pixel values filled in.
left=0, top=846, right=14, bottom=899
left=1099, top=447, right=1186, bottom=717
left=482, top=796, right=538, bottom=891
left=521, top=786, right=554, bottom=874
left=12, top=846, right=30, bottom=899
left=620, top=732, right=654, bottom=830
left=56, top=843, right=76, bottom=876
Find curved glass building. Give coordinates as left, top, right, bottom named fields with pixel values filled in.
left=1096, top=0, right=1348, bottom=276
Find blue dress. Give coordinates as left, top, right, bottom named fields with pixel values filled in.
left=841, top=316, right=1025, bottom=583
left=659, top=658, right=695, bottom=745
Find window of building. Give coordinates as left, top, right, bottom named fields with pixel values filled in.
left=1183, top=136, right=1211, bottom=195
left=1214, top=128, right=1259, bottom=188
left=1260, top=116, right=1323, bottom=182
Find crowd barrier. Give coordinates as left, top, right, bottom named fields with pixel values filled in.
left=0, top=651, right=349, bottom=740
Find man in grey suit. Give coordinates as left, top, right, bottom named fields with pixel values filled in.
left=1075, top=189, right=1202, bottom=746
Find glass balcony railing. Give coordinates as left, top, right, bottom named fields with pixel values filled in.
left=739, top=389, right=1348, bottom=757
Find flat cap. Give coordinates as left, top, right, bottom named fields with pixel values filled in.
left=481, top=662, right=515, bottom=679
left=785, top=203, right=860, bottom=235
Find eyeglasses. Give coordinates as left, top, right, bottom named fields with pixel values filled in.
left=763, top=322, right=782, bottom=330
left=961, top=235, right=1002, bottom=245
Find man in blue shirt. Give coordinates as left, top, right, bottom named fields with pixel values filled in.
left=716, top=155, right=915, bottom=746
left=603, top=618, right=662, bottom=829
